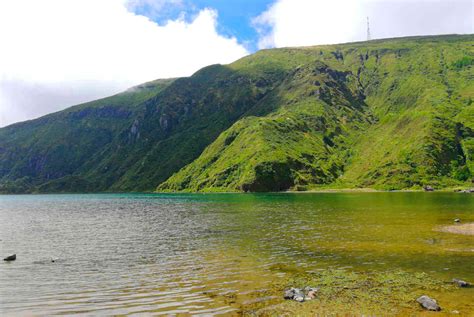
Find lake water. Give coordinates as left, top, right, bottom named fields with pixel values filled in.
left=0, top=193, right=473, bottom=316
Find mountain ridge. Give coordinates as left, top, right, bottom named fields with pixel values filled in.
left=1, top=34, right=473, bottom=193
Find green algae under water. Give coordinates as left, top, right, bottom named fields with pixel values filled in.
left=0, top=192, right=473, bottom=316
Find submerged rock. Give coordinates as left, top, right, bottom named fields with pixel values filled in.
left=417, top=295, right=441, bottom=311
left=452, top=278, right=471, bottom=288
left=3, top=254, right=16, bottom=261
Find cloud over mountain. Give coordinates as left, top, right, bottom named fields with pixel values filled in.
left=0, top=0, right=248, bottom=127
left=253, top=0, right=473, bottom=49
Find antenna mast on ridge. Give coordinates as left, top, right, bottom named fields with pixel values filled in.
left=367, top=16, right=371, bottom=41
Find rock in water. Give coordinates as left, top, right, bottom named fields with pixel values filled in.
left=303, top=287, right=319, bottom=300
left=284, top=286, right=320, bottom=302
left=453, top=278, right=471, bottom=287
left=294, top=294, right=305, bottom=302
left=306, top=290, right=318, bottom=300
left=284, top=288, right=298, bottom=300
left=417, top=295, right=441, bottom=311
left=283, top=288, right=306, bottom=302
left=3, top=254, right=16, bottom=261
left=294, top=289, right=305, bottom=302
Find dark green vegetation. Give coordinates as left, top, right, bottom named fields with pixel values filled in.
left=1, top=35, right=473, bottom=193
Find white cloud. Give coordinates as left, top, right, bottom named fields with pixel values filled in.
left=0, top=0, right=248, bottom=127
left=254, top=0, right=474, bottom=49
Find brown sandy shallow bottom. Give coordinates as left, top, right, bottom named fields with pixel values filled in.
left=438, top=223, right=474, bottom=236
left=238, top=269, right=474, bottom=316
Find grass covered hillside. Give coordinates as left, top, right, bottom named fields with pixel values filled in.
left=158, top=62, right=373, bottom=192
left=1, top=35, right=473, bottom=193
left=0, top=79, right=174, bottom=193
left=159, top=35, right=474, bottom=192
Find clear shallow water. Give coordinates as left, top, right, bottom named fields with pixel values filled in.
left=0, top=193, right=473, bottom=316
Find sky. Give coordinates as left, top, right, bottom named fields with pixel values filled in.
left=0, top=0, right=472, bottom=127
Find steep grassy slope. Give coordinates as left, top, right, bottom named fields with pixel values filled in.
left=78, top=58, right=305, bottom=192
left=159, top=35, right=474, bottom=192
left=0, top=50, right=312, bottom=193
left=1, top=35, right=473, bottom=193
left=337, top=36, right=474, bottom=189
left=158, top=62, right=373, bottom=192
left=0, top=79, right=175, bottom=193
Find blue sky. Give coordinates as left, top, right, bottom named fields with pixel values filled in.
left=130, top=0, right=274, bottom=51
left=192, top=0, right=272, bottom=49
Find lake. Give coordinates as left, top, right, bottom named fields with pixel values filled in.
left=0, top=193, right=473, bottom=315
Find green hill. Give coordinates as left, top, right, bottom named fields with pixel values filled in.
left=1, top=35, right=473, bottom=193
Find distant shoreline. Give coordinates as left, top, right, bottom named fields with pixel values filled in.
left=290, top=188, right=473, bottom=194
left=2, top=187, right=474, bottom=195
